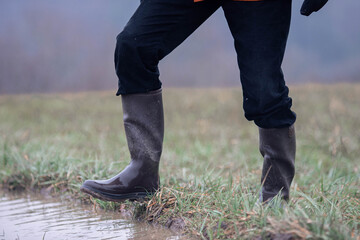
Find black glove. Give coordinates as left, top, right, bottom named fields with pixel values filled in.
left=301, top=0, right=328, bottom=16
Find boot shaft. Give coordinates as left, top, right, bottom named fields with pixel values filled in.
left=259, top=125, right=296, bottom=202
left=122, top=88, right=164, bottom=163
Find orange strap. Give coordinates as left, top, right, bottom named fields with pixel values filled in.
left=194, top=0, right=262, bottom=2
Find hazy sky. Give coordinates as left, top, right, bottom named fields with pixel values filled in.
left=0, top=0, right=359, bottom=94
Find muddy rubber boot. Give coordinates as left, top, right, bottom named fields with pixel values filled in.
left=258, top=125, right=296, bottom=205
left=80, top=88, right=164, bottom=202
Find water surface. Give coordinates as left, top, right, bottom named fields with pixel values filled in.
left=0, top=192, right=180, bottom=240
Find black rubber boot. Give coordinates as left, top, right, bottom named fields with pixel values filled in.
left=258, top=125, right=296, bottom=204
left=80, top=88, right=164, bottom=202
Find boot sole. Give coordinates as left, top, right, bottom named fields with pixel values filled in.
left=80, top=186, right=154, bottom=202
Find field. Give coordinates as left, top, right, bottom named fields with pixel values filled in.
left=0, top=84, right=359, bottom=239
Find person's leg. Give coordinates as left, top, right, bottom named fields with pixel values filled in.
left=222, top=0, right=296, bottom=203
left=115, top=0, right=221, bottom=95
left=81, top=0, right=221, bottom=202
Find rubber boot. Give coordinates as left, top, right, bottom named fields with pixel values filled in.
left=258, top=124, right=296, bottom=204
left=80, top=88, right=164, bottom=202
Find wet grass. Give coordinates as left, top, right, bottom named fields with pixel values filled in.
left=0, top=84, right=359, bottom=239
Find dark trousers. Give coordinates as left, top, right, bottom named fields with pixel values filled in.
left=114, top=0, right=296, bottom=128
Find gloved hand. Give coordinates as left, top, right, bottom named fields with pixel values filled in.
left=301, top=0, right=328, bottom=16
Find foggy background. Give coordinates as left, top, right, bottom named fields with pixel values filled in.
left=0, top=0, right=359, bottom=94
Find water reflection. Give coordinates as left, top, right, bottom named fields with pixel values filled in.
left=0, top=192, right=180, bottom=240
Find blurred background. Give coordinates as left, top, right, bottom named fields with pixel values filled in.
left=0, top=0, right=359, bottom=95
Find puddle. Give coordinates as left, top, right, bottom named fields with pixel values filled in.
left=0, top=192, right=181, bottom=240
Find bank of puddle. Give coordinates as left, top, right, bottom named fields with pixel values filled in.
left=0, top=192, right=181, bottom=240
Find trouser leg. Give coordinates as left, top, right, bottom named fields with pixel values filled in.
left=222, top=0, right=296, bottom=202
left=222, top=0, right=296, bottom=128
left=114, top=0, right=221, bottom=95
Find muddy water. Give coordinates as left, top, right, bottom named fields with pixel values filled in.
left=0, top=192, right=180, bottom=240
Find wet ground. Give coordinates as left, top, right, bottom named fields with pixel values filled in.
left=0, top=192, right=181, bottom=240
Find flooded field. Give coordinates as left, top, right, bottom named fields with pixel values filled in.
left=0, top=192, right=180, bottom=240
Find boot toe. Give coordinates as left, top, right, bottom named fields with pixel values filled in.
left=80, top=180, right=98, bottom=192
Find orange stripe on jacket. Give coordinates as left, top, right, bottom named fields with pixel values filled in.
left=194, top=0, right=262, bottom=2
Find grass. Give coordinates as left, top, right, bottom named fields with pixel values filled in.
left=0, top=84, right=359, bottom=239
